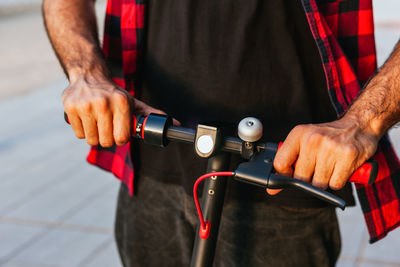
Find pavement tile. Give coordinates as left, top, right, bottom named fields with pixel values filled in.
left=337, top=221, right=365, bottom=262
left=1, top=259, right=61, bottom=267
left=388, top=128, right=400, bottom=156
left=0, top=145, right=87, bottom=214
left=4, top=166, right=117, bottom=223
left=0, top=129, right=76, bottom=179
left=359, top=227, right=400, bottom=264
left=373, top=0, right=400, bottom=24
left=81, top=240, right=122, bottom=267
left=336, top=189, right=368, bottom=261
left=0, top=12, right=64, bottom=101
left=0, top=0, right=104, bottom=100
left=0, top=84, right=77, bottom=178
left=336, top=258, right=355, bottom=267
left=375, top=29, right=400, bottom=68
left=63, top=183, right=119, bottom=230
left=0, top=80, right=66, bottom=137
left=0, top=222, right=44, bottom=261
left=10, top=228, right=110, bottom=267
left=355, top=260, right=400, bottom=267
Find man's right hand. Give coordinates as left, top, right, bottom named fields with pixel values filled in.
left=43, top=0, right=170, bottom=147
left=63, top=75, right=170, bottom=147
left=43, top=0, right=180, bottom=147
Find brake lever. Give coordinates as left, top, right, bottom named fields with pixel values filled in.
left=234, top=143, right=346, bottom=209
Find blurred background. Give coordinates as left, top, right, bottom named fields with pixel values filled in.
left=0, top=0, right=399, bottom=266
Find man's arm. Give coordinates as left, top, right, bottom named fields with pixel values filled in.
left=43, top=0, right=166, bottom=147
left=272, top=41, right=400, bottom=192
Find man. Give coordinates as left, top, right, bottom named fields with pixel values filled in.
left=43, top=0, right=400, bottom=266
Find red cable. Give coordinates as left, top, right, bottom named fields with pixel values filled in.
left=193, top=171, right=234, bottom=239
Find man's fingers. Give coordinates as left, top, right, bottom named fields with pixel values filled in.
left=329, top=158, right=355, bottom=190
left=133, top=98, right=153, bottom=115
left=112, top=93, right=131, bottom=146
left=148, top=108, right=182, bottom=126
left=329, top=144, right=361, bottom=190
left=270, top=126, right=303, bottom=196
left=66, top=111, right=85, bottom=139
left=172, top=118, right=182, bottom=126
left=266, top=167, right=293, bottom=195
left=266, top=189, right=283, bottom=195
left=268, top=159, right=294, bottom=196
left=80, top=113, right=99, bottom=146
left=273, top=125, right=303, bottom=174
left=273, top=144, right=297, bottom=175
left=97, top=111, right=114, bottom=147
left=133, top=97, right=182, bottom=125
left=311, top=155, right=334, bottom=190
left=293, top=151, right=315, bottom=183
left=113, top=113, right=130, bottom=146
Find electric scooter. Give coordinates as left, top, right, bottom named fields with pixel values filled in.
left=66, top=113, right=378, bottom=267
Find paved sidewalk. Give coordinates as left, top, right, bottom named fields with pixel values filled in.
left=0, top=80, right=122, bottom=267
left=0, top=2, right=122, bottom=266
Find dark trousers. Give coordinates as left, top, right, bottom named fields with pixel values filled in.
left=115, top=174, right=341, bottom=267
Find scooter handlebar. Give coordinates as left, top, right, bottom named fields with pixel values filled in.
left=64, top=112, right=378, bottom=185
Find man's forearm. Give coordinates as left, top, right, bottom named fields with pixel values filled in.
left=345, top=41, right=400, bottom=138
left=43, top=0, right=109, bottom=82
left=42, top=1, right=174, bottom=147
left=43, top=0, right=131, bottom=147
left=273, top=41, right=400, bottom=192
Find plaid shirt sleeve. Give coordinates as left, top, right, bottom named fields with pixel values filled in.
left=85, top=0, right=400, bottom=242
left=303, top=0, right=400, bottom=243
left=86, top=0, right=145, bottom=195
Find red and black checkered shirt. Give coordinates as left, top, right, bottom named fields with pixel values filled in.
left=86, top=0, right=400, bottom=243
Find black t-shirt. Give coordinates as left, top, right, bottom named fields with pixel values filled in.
left=133, top=0, right=355, bottom=207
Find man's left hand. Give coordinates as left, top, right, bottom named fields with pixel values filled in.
left=269, top=116, right=379, bottom=195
